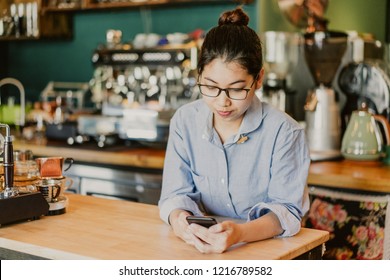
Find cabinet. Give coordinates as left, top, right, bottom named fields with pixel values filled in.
left=63, top=162, right=163, bottom=205
left=305, top=161, right=390, bottom=260
left=0, top=0, right=72, bottom=40
left=303, top=185, right=390, bottom=260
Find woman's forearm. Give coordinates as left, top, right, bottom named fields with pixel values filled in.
left=238, top=212, right=284, bottom=243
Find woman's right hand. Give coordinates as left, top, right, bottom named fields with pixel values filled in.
left=168, top=209, right=195, bottom=245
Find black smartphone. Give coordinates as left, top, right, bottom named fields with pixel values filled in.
left=186, top=216, right=217, bottom=228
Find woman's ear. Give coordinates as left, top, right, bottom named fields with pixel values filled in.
left=255, top=68, right=265, bottom=89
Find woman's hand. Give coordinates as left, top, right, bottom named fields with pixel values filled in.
left=188, top=221, right=242, bottom=253
left=170, top=211, right=283, bottom=254
left=169, top=209, right=197, bottom=245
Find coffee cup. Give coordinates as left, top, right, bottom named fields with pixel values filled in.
left=35, top=179, right=62, bottom=203
left=35, top=157, right=74, bottom=178
left=58, top=176, right=74, bottom=196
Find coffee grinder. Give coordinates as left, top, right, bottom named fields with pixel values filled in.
left=262, top=31, right=299, bottom=116
left=303, top=31, right=348, bottom=160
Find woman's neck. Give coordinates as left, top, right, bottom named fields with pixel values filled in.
left=213, top=116, right=243, bottom=144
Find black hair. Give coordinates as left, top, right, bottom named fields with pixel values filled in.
left=197, top=7, right=263, bottom=79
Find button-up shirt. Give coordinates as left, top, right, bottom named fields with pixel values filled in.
left=158, top=96, right=310, bottom=237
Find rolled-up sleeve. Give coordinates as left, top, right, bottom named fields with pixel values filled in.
left=248, top=127, right=310, bottom=237
left=158, top=111, right=203, bottom=224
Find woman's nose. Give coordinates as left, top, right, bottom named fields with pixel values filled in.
left=216, top=90, right=231, bottom=106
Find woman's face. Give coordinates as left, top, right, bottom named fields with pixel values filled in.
left=199, top=58, right=263, bottom=127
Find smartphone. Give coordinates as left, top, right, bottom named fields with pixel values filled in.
left=186, top=216, right=217, bottom=228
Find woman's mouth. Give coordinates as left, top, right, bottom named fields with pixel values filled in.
left=217, top=110, right=232, bottom=117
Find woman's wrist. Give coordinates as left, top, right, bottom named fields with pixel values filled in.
left=168, top=209, right=192, bottom=225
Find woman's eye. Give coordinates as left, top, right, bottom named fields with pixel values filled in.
left=230, top=88, right=244, bottom=93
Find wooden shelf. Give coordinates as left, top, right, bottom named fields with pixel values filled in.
left=1, top=0, right=253, bottom=41
left=41, top=0, right=254, bottom=13
left=0, top=0, right=73, bottom=41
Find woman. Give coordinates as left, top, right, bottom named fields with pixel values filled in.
left=158, top=7, right=310, bottom=254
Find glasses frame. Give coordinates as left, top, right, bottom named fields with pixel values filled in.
left=197, top=75, right=258, bottom=100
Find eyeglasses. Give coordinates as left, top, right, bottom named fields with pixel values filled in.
left=197, top=76, right=258, bottom=100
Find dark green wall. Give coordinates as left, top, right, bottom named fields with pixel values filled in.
left=327, top=0, right=387, bottom=40
left=3, top=0, right=389, bottom=103
left=259, top=0, right=388, bottom=41
left=3, top=4, right=256, bottom=102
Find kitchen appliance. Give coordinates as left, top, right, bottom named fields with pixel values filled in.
left=338, top=39, right=390, bottom=129
left=260, top=31, right=299, bottom=116
left=40, top=81, right=91, bottom=141
left=88, top=40, right=199, bottom=146
left=0, top=123, right=49, bottom=226
left=74, top=115, right=120, bottom=147
left=303, top=31, right=348, bottom=161
left=341, top=104, right=390, bottom=161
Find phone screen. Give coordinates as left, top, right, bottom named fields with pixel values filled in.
left=186, top=216, right=217, bottom=228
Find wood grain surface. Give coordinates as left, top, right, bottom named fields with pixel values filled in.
left=308, top=160, right=390, bottom=193
left=0, top=194, right=329, bottom=260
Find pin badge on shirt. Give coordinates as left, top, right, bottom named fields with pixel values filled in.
left=237, top=135, right=248, bottom=144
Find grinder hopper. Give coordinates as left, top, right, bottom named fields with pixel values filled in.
left=303, top=31, right=348, bottom=160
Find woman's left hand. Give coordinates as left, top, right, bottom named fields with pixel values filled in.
left=187, top=221, right=242, bottom=253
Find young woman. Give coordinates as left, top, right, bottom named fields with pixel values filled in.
left=158, top=7, right=310, bottom=254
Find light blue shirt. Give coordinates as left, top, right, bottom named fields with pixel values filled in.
left=158, top=96, right=310, bottom=237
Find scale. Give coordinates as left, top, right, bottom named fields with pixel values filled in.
left=0, top=123, right=49, bottom=226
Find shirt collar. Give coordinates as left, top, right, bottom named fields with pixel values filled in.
left=198, top=96, right=264, bottom=144
left=238, top=96, right=264, bottom=135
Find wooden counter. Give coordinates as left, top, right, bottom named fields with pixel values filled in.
left=14, top=139, right=166, bottom=170
left=0, top=194, right=329, bottom=260
left=14, top=139, right=390, bottom=193
left=308, top=160, right=390, bottom=193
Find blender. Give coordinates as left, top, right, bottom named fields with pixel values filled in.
left=303, top=30, right=348, bottom=160
left=261, top=31, right=299, bottom=117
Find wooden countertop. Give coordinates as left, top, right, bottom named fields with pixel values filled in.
left=14, top=139, right=390, bottom=192
left=0, top=194, right=328, bottom=260
left=14, top=139, right=166, bottom=170
left=308, top=160, right=390, bottom=193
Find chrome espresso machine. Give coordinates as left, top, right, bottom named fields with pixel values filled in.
left=84, top=37, right=200, bottom=147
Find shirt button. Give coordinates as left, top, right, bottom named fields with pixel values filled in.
left=227, top=203, right=231, bottom=208
left=221, top=178, right=225, bottom=184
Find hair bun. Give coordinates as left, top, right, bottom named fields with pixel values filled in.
left=218, top=7, right=249, bottom=26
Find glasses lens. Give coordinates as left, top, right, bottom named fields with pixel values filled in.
left=198, top=85, right=248, bottom=100
left=199, top=85, right=220, bottom=97
left=228, top=89, right=247, bottom=100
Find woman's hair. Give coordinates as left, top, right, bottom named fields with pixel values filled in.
left=197, top=7, right=263, bottom=78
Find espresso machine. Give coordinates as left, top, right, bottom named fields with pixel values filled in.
left=0, top=123, right=49, bottom=226
left=86, top=35, right=199, bottom=147
left=261, top=31, right=299, bottom=116
left=303, top=31, right=348, bottom=160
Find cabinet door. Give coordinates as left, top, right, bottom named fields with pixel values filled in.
left=303, top=185, right=390, bottom=260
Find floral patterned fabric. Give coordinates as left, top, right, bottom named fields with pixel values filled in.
left=302, top=186, right=390, bottom=260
